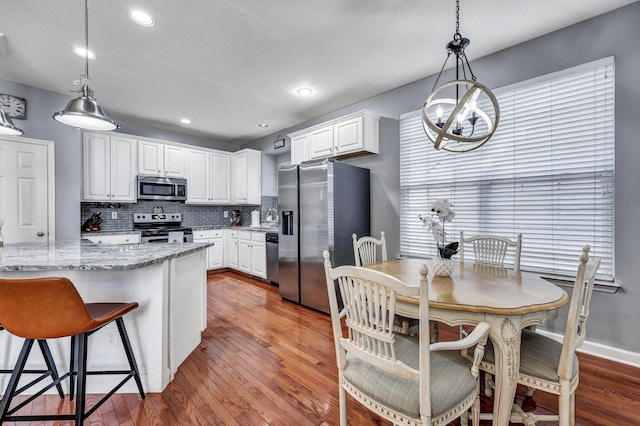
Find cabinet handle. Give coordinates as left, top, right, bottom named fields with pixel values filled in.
left=37, top=231, right=45, bottom=237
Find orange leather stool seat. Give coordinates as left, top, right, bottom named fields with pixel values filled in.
left=0, top=277, right=145, bottom=424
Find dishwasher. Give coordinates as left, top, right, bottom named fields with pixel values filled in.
left=266, top=232, right=279, bottom=285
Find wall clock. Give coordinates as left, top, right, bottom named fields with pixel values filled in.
left=0, top=94, right=27, bottom=119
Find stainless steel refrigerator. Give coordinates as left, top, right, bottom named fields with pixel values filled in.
left=278, top=159, right=370, bottom=314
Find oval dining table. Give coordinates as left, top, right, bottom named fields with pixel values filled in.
left=363, top=258, right=569, bottom=426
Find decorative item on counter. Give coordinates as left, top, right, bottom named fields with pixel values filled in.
left=250, top=210, right=260, bottom=228
left=419, top=198, right=458, bottom=276
left=81, top=212, right=103, bottom=232
left=230, top=209, right=242, bottom=226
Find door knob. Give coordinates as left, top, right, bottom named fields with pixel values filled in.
left=37, top=231, right=45, bottom=237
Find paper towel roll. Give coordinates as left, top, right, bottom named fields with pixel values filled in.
left=251, top=210, right=260, bottom=227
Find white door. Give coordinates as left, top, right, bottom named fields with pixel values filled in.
left=0, top=138, right=51, bottom=243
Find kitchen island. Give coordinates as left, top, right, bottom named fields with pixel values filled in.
left=0, top=240, right=211, bottom=393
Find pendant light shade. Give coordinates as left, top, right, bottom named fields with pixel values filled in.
left=52, top=0, right=119, bottom=131
left=422, top=0, right=499, bottom=152
left=53, top=85, right=118, bottom=131
left=0, top=107, right=24, bottom=136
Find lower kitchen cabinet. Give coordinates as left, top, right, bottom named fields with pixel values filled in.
left=227, top=230, right=239, bottom=269
left=83, top=233, right=141, bottom=244
left=237, top=230, right=266, bottom=278
left=193, top=229, right=224, bottom=270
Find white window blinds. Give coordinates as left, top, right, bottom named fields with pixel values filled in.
left=400, top=57, right=615, bottom=280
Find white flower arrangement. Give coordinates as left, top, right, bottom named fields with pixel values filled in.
left=418, top=199, right=459, bottom=259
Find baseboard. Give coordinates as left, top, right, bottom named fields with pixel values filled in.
left=536, top=330, right=640, bottom=369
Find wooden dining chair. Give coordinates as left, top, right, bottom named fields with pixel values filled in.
left=352, top=232, right=419, bottom=336
left=478, top=245, right=600, bottom=426
left=352, top=231, right=387, bottom=266
left=323, top=250, right=490, bottom=426
left=459, top=231, right=522, bottom=272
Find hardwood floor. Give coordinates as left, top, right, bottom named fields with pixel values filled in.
left=3, top=271, right=640, bottom=425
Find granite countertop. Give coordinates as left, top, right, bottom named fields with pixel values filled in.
left=0, top=240, right=212, bottom=272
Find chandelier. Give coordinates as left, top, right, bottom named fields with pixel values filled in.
left=422, top=0, right=499, bottom=152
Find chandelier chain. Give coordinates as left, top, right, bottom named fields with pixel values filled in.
left=456, top=0, right=460, bottom=35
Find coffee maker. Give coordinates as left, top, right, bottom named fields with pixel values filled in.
left=230, top=209, right=242, bottom=226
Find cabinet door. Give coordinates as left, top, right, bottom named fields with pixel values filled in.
left=207, top=238, right=224, bottom=269
left=138, top=140, right=163, bottom=176
left=308, top=125, right=334, bottom=159
left=291, top=133, right=309, bottom=165
left=82, top=133, right=111, bottom=201
left=210, top=152, right=230, bottom=203
left=109, top=137, right=137, bottom=201
left=250, top=239, right=266, bottom=278
left=334, top=116, right=364, bottom=155
left=227, top=238, right=239, bottom=269
left=232, top=152, right=248, bottom=203
left=186, top=149, right=211, bottom=204
left=238, top=239, right=252, bottom=273
left=164, top=145, right=185, bottom=177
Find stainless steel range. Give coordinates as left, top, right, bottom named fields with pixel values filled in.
left=133, top=213, right=193, bottom=243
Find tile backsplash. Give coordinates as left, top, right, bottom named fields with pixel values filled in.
left=81, top=196, right=278, bottom=232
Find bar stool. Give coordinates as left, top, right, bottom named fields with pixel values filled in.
left=0, top=276, right=145, bottom=424
left=0, top=324, right=66, bottom=402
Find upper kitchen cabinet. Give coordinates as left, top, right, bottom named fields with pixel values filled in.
left=185, top=148, right=230, bottom=204
left=288, top=110, right=380, bottom=164
left=138, top=140, right=185, bottom=177
left=231, top=149, right=261, bottom=205
left=82, top=132, right=137, bottom=202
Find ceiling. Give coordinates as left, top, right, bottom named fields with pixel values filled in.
left=0, top=0, right=635, bottom=144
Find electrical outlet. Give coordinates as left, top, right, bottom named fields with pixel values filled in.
left=223, top=211, right=228, bottom=218
left=104, top=329, right=118, bottom=349
left=112, top=211, right=117, bottom=219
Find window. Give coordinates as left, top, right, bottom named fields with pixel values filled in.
left=400, top=57, right=615, bottom=280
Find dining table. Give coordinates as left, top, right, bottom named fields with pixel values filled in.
left=363, top=258, right=569, bottom=426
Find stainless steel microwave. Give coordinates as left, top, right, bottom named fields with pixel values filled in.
left=137, top=176, right=187, bottom=201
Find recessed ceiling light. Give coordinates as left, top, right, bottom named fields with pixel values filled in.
left=129, top=10, right=155, bottom=27
left=296, top=87, right=314, bottom=96
left=258, top=123, right=269, bottom=128
left=180, top=118, right=191, bottom=124
left=73, top=47, right=97, bottom=60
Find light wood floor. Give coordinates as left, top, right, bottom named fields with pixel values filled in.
left=3, top=271, right=640, bottom=425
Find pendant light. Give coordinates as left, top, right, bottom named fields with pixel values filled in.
left=0, top=108, right=24, bottom=136
left=422, top=0, right=499, bottom=152
left=52, top=0, right=119, bottom=131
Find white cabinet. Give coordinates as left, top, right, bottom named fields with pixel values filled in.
left=186, top=149, right=230, bottom=204
left=226, top=229, right=239, bottom=269
left=289, top=110, right=379, bottom=164
left=308, top=125, right=334, bottom=159
left=82, top=133, right=137, bottom=202
left=231, top=149, right=261, bottom=205
left=83, top=233, right=140, bottom=244
left=237, top=231, right=266, bottom=278
left=138, top=141, right=185, bottom=177
left=290, top=133, right=308, bottom=165
left=193, top=229, right=224, bottom=270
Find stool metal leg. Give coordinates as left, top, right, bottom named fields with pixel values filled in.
left=74, top=332, right=89, bottom=425
left=69, top=334, right=77, bottom=401
left=0, top=339, right=35, bottom=422
left=116, top=317, right=145, bottom=398
left=37, top=339, right=65, bottom=399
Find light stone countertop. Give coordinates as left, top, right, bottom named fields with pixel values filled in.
left=0, top=240, right=212, bottom=272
